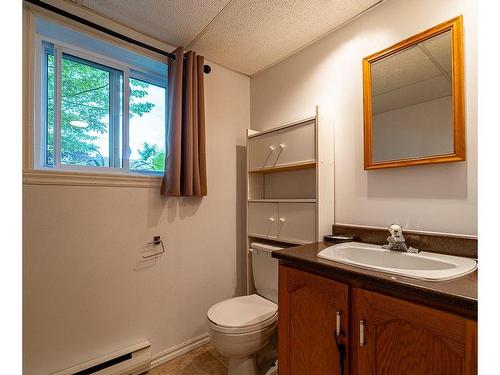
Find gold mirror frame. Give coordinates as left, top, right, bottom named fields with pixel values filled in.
left=363, top=16, right=465, bottom=170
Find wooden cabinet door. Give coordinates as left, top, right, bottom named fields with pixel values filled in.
left=278, top=203, right=316, bottom=243
left=353, top=288, right=477, bottom=375
left=248, top=202, right=279, bottom=238
left=275, top=120, right=316, bottom=167
left=248, top=133, right=279, bottom=170
left=279, top=265, right=349, bottom=375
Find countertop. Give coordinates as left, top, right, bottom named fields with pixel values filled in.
left=272, top=241, right=477, bottom=319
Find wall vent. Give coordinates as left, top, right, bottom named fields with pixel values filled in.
left=51, top=341, right=151, bottom=375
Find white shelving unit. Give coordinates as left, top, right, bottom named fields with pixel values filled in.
left=245, top=106, right=334, bottom=293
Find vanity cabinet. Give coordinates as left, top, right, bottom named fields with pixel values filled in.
left=278, top=265, right=477, bottom=375
left=353, top=288, right=477, bottom=375
left=278, top=265, right=349, bottom=375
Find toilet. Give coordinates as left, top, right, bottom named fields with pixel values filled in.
left=207, top=242, right=281, bottom=375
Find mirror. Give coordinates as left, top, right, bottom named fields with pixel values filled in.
left=363, top=16, right=465, bottom=169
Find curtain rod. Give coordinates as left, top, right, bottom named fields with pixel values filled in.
left=25, top=0, right=212, bottom=74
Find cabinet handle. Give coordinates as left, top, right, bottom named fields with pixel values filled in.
left=279, top=143, right=286, bottom=149
left=360, top=320, right=366, bottom=347
left=279, top=217, right=286, bottom=222
left=269, top=145, right=275, bottom=151
left=335, top=311, right=341, bottom=336
left=269, top=217, right=275, bottom=222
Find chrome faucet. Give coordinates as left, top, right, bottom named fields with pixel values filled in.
left=382, top=224, right=419, bottom=253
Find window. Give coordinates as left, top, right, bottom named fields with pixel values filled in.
left=129, top=77, right=166, bottom=173
left=35, top=19, right=167, bottom=176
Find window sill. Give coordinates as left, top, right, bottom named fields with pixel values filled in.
left=23, top=169, right=162, bottom=188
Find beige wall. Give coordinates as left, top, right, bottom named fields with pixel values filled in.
left=23, top=62, right=250, bottom=374
left=251, top=0, right=477, bottom=236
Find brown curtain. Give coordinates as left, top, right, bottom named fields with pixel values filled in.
left=161, top=47, right=207, bottom=196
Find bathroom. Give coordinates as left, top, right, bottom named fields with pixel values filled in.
left=5, top=0, right=497, bottom=373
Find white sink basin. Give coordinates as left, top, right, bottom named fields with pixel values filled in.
left=317, top=242, right=477, bottom=281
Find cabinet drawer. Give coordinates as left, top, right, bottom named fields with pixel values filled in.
left=278, top=203, right=316, bottom=243
left=248, top=202, right=279, bottom=238
left=248, top=133, right=279, bottom=171
left=275, top=120, right=315, bottom=167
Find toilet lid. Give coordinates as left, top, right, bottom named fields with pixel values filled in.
left=207, top=294, right=278, bottom=329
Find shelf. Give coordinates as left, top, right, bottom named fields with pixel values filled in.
left=248, top=199, right=316, bottom=203
left=247, top=116, right=316, bottom=139
left=248, top=234, right=311, bottom=246
left=248, top=161, right=316, bottom=174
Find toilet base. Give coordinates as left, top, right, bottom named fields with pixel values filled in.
left=228, top=355, right=258, bottom=375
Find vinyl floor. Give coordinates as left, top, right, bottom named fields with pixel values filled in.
left=144, top=344, right=228, bottom=375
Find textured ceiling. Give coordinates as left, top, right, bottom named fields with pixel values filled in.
left=76, top=0, right=382, bottom=75
left=189, top=0, right=381, bottom=75
left=79, top=0, right=232, bottom=47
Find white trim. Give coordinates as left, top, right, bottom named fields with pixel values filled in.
left=53, top=44, right=62, bottom=167
left=61, top=46, right=124, bottom=73
left=110, top=68, right=121, bottom=167
left=35, top=29, right=167, bottom=80
left=41, top=36, right=129, bottom=72
left=130, top=68, right=166, bottom=88
left=33, top=35, right=43, bottom=169
left=23, top=169, right=162, bottom=188
left=42, top=165, right=125, bottom=174
left=24, top=7, right=37, bottom=170
left=122, top=68, right=131, bottom=171
left=149, top=333, right=211, bottom=370
left=334, top=222, right=478, bottom=239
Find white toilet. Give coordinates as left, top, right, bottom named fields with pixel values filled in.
left=207, top=242, right=281, bottom=375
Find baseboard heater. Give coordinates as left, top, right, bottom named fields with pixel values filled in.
left=51, top=341, right=151, bottom=375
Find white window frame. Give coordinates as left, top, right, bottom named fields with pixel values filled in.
left=32, top=33, right=168, bottom=179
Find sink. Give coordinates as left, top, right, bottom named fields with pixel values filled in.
left=317, top=242, right=477, bottom=281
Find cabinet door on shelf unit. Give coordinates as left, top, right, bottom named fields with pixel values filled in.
left=248, top=202, right=279, bottom=239
left=353, top=288, right=477, bottom=375
left=279, top=265, right=349, bottom=375
left=278, top=202, right=316, bottom=243
left=275, top=121, right=316, bottom=167
left=248, top=133, right=279, bottom=170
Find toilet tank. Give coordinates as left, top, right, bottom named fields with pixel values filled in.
left=250, top=242, right=282, bottom=303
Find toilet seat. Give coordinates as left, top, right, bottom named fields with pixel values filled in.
left=208, top=294, right=278, bottom=334
left=208, top=312, right=278, bottom=334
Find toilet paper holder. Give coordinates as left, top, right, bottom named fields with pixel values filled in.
left=143, top=236, right=165, bottom=259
